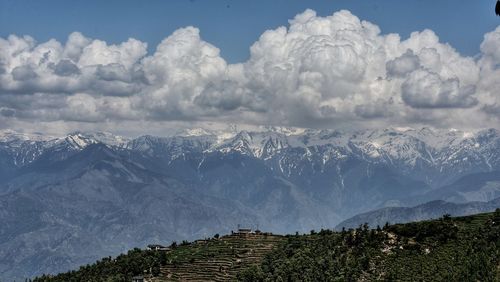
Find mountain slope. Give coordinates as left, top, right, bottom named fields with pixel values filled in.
left=336, top=197, right=500, bottom=230
left=33, top=211, right=500, bottom=282
left=0, top=144, right=258, bottom=281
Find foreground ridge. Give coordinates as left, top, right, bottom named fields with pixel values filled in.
left=35, top=211, right=500, bottom=281
left=153, top=231, right=282, bottom=282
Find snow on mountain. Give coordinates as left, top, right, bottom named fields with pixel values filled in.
left=60, top=133, right=99, bottom=150
left=0, top=131, right=129, bottom=167
left=126, top=134, right=216, bottom=161
left=3, top=127, right=500, bottom=182
left=259, top=126, right=308, bottom=136
left=211, top=130, right=294, bottom=159
left=0, top=130, right=55, bottom=144
left=174, top=128, right=215, bottom=137
left=72, top=131, right=130, bottom=147
left=205, top=127, right=477, bottom=165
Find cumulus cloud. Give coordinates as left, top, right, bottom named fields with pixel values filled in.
left=138, top=27, right=229, bottom=120
left=0, top=9, right=499, bottom=133
left=401, top=69, right=477, bottom=108
left=0, top=32, right=147, bottom=96
left=386, top=50, right=420, bottom=77
left=52, top=59, right=81, bottom=77
left=480, top=26, right=500, bottom=65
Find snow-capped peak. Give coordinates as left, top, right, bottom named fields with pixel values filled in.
left=60, top=131, right=128, bottom=149
left=259, top=126, right=308, bottom=136
left=174, top=128, right=215, bottom=137
left=78, top=131, right=129, bottom=146
left=0, top=130, right=56, bottom=144
left=3, top=127, right=500, bottom=175
left=62, top=133, right=98, bottom=150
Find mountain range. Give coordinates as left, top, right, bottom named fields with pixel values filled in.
left=1, top=126, right=500, bottom=280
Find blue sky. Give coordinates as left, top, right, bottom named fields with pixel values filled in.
left=1, top=0, right=499, bottom=63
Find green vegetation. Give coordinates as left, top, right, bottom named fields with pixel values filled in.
left=33, top=247, right=168, bottom=282
left=239, top=211, right=500, bottom=281
left=34, top=210, right=500, bottom=282
left=34, top=233, right=285, bottom=282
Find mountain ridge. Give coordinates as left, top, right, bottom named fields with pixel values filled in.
left=336, top=196, right=500, bottom=230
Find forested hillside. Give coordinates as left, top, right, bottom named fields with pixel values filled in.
left=240, top=211, right=500, bottom=281
left=34, top=210, right=500, bottom=281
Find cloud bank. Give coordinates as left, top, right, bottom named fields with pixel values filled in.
left=0, top=9, right=499, bottom=134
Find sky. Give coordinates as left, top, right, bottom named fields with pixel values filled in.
left=1, top=0, right=499, bottom=63
left=0, top=0, right=500, bottom=136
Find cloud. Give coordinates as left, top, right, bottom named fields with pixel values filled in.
left=355, top=98, right=394, bottom=118
left=52, top=59, right=80, bottom=77
left=0, top=9, right=499, bottom=133
left=0, top=108, right=15, bottom=117
left=78, top=37, right=147, bottom=68
left=0, top=32, right=147, bottom=96
left=11, top=65, right=38, bottom=81
left=386, top=50, right=420, bottom=77
left=138, top=26, right=229, bottom=119
left=401, top=69, right=477, bottom=108
left=480, top=26, right=500, bottom=65
left=476, top=27, right=500, bottom=121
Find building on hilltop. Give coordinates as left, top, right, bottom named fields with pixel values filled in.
left=194, top=239, right=208, bottom=244
left=147, top=244, right=170, bottom=251
left=230, top=225, right=272, bottom=237
left=238, top=228, right=252, bottom=234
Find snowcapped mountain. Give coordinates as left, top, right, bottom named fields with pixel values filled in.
left=2, top=126, right=500, bottom=186
left=126, top=135, right=216, bottom=161
left=1, top=126, right=500, bottom=280
left=2, top=127, right=500, bottom=183
left=0, top=130, right=129, bottom=167
left=211, top=130, right=293, bottom=158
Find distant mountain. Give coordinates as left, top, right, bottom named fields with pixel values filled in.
left=336, top=197, right=500, bottom=230
left=420, top=170, right=500, bottom=203
left=2, top=127, right=500, bottom=280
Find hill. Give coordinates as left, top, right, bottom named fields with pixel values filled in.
left=34, top=210, right=500, bottom=281
left=336, top=197, right=500, bottom=230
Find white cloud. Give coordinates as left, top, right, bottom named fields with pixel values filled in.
left=0, top=9, right=499, bottom=134
left=78, top=38, right=147, bottom=68
left=386, top=50, right=420, bottom=77
left=0, top=32, right=147, bottom=97
left=401, top=69, right=477, bottom=108
left=480, top=26, right=500, bottom=65
left=138, top=26, right=229, bottom=119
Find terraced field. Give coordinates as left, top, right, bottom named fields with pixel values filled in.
left=148, top=233, right=285, bottom=282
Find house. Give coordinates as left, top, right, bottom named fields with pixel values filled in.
left=147, top=244, right=170, bottom=251
left=238, top=228, right=252, bottom=234
left=131, top=275, right=144, bottom=282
